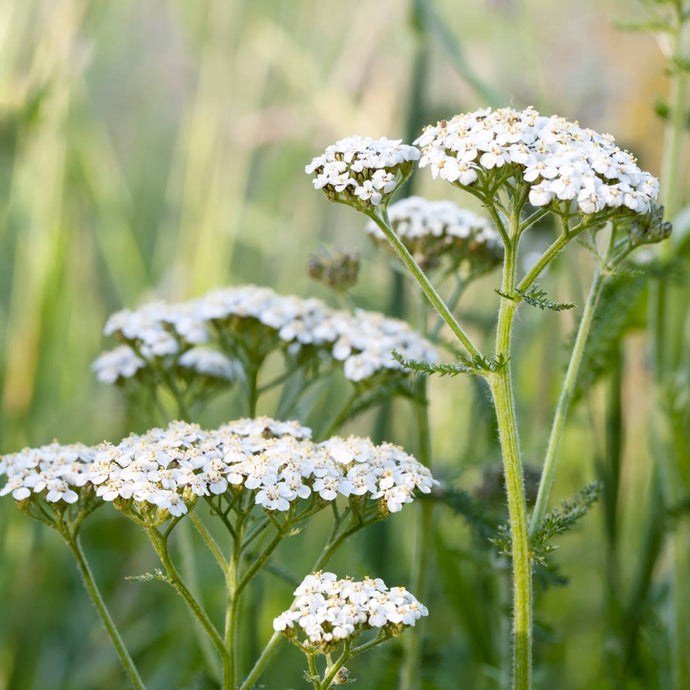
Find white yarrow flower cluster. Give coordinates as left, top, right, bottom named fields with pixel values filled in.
left=305, top=136, right=420, bottom=208
left=273, top=571, right=428, bottom=649
left=0, top=442, right=96, bottom=503
left=366, top=195, right=503, bottom=271
left=96, top=285, right=437, bottom=385
left=415, top=107, right=658, bottom=216
left=1, top=419, right=435, bottom=520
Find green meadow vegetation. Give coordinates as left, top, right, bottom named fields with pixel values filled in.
left=0, top=1, right=688, bottom=689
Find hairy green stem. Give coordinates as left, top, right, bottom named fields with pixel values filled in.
left=430, top=276, right=466, bottom=339
left=490, top=235, right=532, bottom=690
left=529, top=267, right=604, bottom=534
left=306, top=653, right=321, bottom=690
left=66, top=536, right=146, bottom=690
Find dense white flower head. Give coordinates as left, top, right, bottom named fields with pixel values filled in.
left=273, top=571, right=428, bottom=650
left=97, top=285, right=437, bottom=385
left=366, top=196, right=503, bottom=272
left=0, top=442, right=96, bottom=504
left=1, top=419, right=435, bottom=521
left=415, top=107, right=658, bottom=216
left=305, top=136, right=419, bottom=209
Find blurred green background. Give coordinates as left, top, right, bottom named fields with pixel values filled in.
left=0, top=1, right=681, bottom=688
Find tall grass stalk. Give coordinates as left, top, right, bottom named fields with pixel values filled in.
left=649, top=5, right=689, bottom=688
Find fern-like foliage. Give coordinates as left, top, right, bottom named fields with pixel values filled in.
left=491, top=482, right=601, bottom=567
left=490, top=523, right=512, bottom=558
left=392, top=350, right=509, bottom=377
left=496, top=284, right=575, bottom=311
left=529, top=482, right=602, bottom=566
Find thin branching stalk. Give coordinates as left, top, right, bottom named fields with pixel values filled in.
left=529, top=266, right=605, bottom=534
left=319, top=643, right=350, bottom=689
left=147, top=528, right=226, bottom=659
left=430, top=276, right=466, bottom=339
left=66, top=535, right=146, bottom=690
left=368, top=209, right=482, bottom=359
left=372, top=206, right=533, bottom=688
left=239, top=515, right=374, bottom=690
left=190, top=510, right=228, bottom=571
left=178, top=517, right=222, bottom=679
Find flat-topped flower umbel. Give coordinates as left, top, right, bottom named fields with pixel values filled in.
left=414, top=106, right=658, bottom=217
left=0, top=417, right=436, bottom=524
left=93, top=285, right=437, bottom=385
left=305, top=136, right=419, bottom=210
left=274, top=571, right=428, bottom=650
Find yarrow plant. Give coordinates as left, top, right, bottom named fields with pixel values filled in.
left=274, top=571, right=428, bottom=689
left=0, top=89, right=674, bottom=689
left=0, top=416, right=435, bottom=689
left=306, top=105, right=670, bottom=690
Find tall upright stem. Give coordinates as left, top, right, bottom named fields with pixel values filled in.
left=651, top=9, right=689, bottom=689
left=529, top=267, right=604, bottom=534
left=490, top=236, right=532, bottom=690
left=67, top=536, right=146, bottom=690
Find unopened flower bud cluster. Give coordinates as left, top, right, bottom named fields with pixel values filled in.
left=93, top=285, right=437, bottom=385
left=0, top=418, right=435, bottom=519
left=415, top=107, right=658, bottom=216
left=366, top=196, right=503, bottom=272
left=273, top=571, right=428, bottom=650
left=308, top=248, right=360, bottom=291
left=305, top=136, right=419, bottom=208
